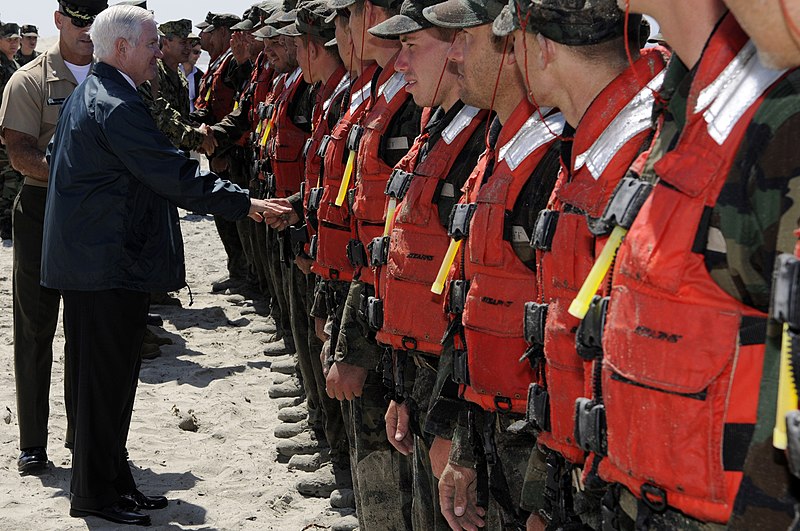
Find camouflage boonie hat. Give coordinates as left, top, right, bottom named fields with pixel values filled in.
left=159, top=19, right=192, bottom=39
left=493, top=0, right=626, bottom=45
left=265, top=0, right=298, bottom=24
left=196, top=12, right=214, bottom=30
left=113, top=0, right=146, bottom=8
left=278, top=0, right=337, bottom=40
left=20, top=24, right=39, bottom=36
left=369, top=0, right=445, bottom=37
left=201, top=13, right=243, bottom=33
left=329, top=0, right=403, bottom=11
left=0, top=23, right=21, bottom=39
left=423, top=0, right=505, bottom=28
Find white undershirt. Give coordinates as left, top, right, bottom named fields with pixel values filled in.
left=64, top=60, right=92, bottom=84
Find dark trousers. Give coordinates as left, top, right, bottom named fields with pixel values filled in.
left=62, top=289, right=149, bottom=510
left=12, top=184, right=69, bottom=449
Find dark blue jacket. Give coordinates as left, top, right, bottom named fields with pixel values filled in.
left=42, top=62, right=251, bottom=292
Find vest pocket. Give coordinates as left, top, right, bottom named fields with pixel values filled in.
left=602, top=285, right=738, bottom=503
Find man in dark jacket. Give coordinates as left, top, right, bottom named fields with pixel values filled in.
left=42, top=5, right=282, bottom=526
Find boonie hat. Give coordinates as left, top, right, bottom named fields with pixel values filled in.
left=369, top=0, right=445, bottom=38
left=20, top=24, right=39, bottom=36
left=422, top=0, right=505, bottom=28
left=0, top=22, right=21, bottom=39
left=159, top=19, right=192, bottom=39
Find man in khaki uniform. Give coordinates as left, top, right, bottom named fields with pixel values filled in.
left=0, top=0, right=107, bottom=474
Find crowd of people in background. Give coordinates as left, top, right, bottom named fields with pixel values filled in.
left=1, top=0, right=800, bottom=529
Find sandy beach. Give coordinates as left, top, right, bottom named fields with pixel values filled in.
left=0, top=211, right=352, bottom=530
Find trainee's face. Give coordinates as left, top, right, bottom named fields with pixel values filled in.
left=125, top=21, right=163, bottom=86
left=294, top=36, right=313, bottom=83
left=512, top=29, right=547, bottom=104
left=0, top=36, right=20, bottom=59
left=188, top=43, right=202, bottom=66
left=725, top=0, right=800, bottom=69
left=447, top=24, right=507, bottom=109
left=199, top=30, right=213, bottom=52
left=55, top=10, right=94, bottom=59
left=21, top=35, right=37, bottom=55
left=396, top=28, right=457, bottom=108
left=281, top=35, right=299, bottom=69
left=335, top=15, right=353, bottom=67
left=348, top=7, right=366, bottom=60
left=267, top=37, right=293, bottom=72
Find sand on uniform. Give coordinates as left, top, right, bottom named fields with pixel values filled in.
left=0, top=210, right=350, bottom=530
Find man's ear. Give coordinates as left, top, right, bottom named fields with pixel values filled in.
left=116, top=37, right=128, bottom=57
left=535, top=33, right=555, bottom=70
left=503, top=35, right=517, bottom=66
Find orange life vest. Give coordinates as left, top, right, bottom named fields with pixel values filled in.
left=267, top=67, right=310, bottom=198
left=195, top=49, right=237, bottom=124
left=311, top=63, right=379, bottom=282
left=596, top=15, right=785, bottom=523
left=350, top=54, right=414, bottom=286
left=531, top=49, right=667, bottom=465
left=450, top=99, right=564, bottom=414
left=303, top=67, right=350, bottom=256
left=374, top=105, right=488, bottom=355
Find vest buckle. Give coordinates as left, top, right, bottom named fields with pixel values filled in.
left=307, top=187, right=324, bottom=211
left=346, top=239, right=368, bottom=267
left=526, top=383, right=550, bottom=431
left=346, top=124, right=364, bottom=152
left=385, top=168, right=414, bottom=201
left=366, top=296, right=384, bottom=331
left=576, top=296, right=609, bottom=360
left=574, top=398, right=606, bottom=456
left=447, top=203, right=477, bottom=241
left=448, top=279, right=469, bottom=315
left=590, top=176, right=653, bottom=237
left=316, top=134, right=332, bottom=158
left=773, top=254, right=800, bottom=328
left=532, top=209, right=560, bottom=251
left=302, top=138, right=314, bottom=159
left=309, top=234, right=318, bottom=260
left=523, top=302, right=548, bottom=347
left=368, top=236, right=390, bottom=267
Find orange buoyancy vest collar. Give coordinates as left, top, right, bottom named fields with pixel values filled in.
left=267, top=67, right=310, bottom=198
left=597, top=15, right=785, bottom=523
left=375, top=105, right=489, bottom=355
left=456, top=99, right=564, bottom=414
left=351, top=54, right=414, bottom=286
left=533, top=49, right=667, bottom=464
left=303, top=67, right=350, bottom=255
left=311, top=63, right=379, bottom=282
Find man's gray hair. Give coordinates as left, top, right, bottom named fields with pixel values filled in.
left=90, top=5, right=154, bottom=61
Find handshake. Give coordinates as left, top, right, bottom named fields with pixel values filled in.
left=247, top=197, right=300, bottom=227
left=197, top=123, right=218, bottom=156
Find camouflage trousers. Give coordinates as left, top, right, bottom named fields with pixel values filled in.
left=285, top=263, right=349, bottom=473
left=329, top=280, right=414, bottom=530
left=452, top=407, right=539, bottom=530
left=398, top=355, right=450, bottom=531
left=0, top=145, right=23, bottom=235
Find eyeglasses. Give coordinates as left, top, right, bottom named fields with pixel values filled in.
left=191, top=50, right=202, bottom=55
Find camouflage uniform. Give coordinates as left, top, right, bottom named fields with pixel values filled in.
left=138, top=20, right=204, bottom=152
left=0, top=51, right=22, bottom=239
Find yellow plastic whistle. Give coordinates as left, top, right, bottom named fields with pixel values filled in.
left=568, top=225, right=627, bottom=319
left=431, top=239, right=462, bottom=295
left=334, top=150, right=356, bottom=207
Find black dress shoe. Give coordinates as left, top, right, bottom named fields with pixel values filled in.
left=146, top=313, right=163, bottom=326
left=18, top=447, right=48, bottom=474
left=70, top=501, right=151, bottom=526
left=121, top=489, right=168, bottom=510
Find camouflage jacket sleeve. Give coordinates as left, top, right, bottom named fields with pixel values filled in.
left=139, top=81, right=204, bottom=151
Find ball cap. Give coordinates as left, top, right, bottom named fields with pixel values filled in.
left=0, top=23, right=21, bottom=39
left=369, top=0, right=445, bottom=38
left=20, top=24, right=39, bottom=37
left=277, top=0, right=337, bottom=40
left=201, top=13, right=243, bottom=33
left=422, top=0, right=506, bottom=28
left=492, top=0, right=627, bottom=45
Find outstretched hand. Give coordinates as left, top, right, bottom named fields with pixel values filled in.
left=248, top=198, right=295, bottom=223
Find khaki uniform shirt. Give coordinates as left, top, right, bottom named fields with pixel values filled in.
left=0, top=42, right=79, bottom=187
